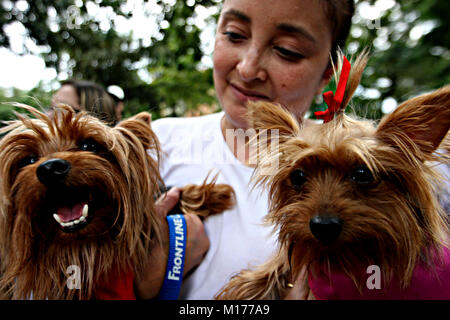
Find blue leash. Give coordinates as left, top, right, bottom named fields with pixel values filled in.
left=157, top=214, right=187, bottom=300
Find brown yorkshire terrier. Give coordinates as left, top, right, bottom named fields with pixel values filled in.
left=0, top=105, right=234, bottom=300
left=217, top=53, right=450, bottom=300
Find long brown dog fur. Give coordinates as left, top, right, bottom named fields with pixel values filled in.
left=0, top=105, right=234, bottom=299
left=216, top=53, right=449, bottom=300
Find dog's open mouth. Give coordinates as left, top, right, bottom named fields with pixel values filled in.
left=52, top=202, right=91, bottom=232
left=38, top=185, right=117, bottom=236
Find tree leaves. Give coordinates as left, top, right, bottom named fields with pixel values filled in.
left=0, top=0, right=448, bottom=121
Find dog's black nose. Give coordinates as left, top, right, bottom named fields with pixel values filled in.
left=309, top=215, right=342, bottom=244
left=36, top=158, right=71, bottom=186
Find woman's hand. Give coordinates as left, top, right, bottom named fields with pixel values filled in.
left=135, top=187, right=210, bottom=299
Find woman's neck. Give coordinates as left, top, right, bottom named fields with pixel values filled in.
left=220, top=115, right=255, bottom=167
left=220, top=112, right=315, bottom=167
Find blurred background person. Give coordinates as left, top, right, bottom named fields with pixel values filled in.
left=107, top=85, right=125, bottom=122
left=50, top=80, right=118, bottom=126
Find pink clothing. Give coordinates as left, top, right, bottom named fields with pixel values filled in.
left=308, top=246, right=450, bottom=300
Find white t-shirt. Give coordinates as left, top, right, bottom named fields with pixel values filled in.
left=152, top=111, right=278, bottom=299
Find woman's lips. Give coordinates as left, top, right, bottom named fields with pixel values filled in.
left=230, top=83, right=270, bottom=103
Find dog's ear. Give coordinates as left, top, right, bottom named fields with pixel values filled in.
left=117, top=111, right=153, bottom=129
left=246, top=102, right=303, bottom=176
left=376, top=85, right=450, bottom=159
left=116, top=112, right=159, bottom=151
left=247, top=101, right=301, bottom=138
left=130, top=112, right=152, bottom=127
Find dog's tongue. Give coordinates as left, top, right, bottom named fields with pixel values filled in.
left=57, top=203, right=86, bottom=223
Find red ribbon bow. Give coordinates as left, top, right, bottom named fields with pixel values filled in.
left=314, top=55, right=351, bottom=123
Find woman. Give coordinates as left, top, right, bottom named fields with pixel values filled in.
left=137, top=0, right=355, bottom=299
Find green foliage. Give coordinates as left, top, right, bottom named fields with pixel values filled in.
left=349, top=0, right=449, bottom=115
left=0, top=0, right=219, bottom=120
left=0, top=104, right=14, bottom=123
left=309, top=0, right=450, bottom=120
left=0, top=85, right=52, bottom=126
left=0, top=0, right=448, bottom=122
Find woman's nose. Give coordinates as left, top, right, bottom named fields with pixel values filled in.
left=236, top=48, right=267, bottom=83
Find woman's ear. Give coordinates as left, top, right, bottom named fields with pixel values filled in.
left=315, top=65, right=333, bottom=96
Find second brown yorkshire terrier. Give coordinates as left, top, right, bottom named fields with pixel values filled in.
left=0, top=105, right=235, bottom=299
left=217, top=53, right=450, bottom=300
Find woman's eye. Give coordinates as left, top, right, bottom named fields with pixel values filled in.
left=79, top=139, right=101, bottom=153
left=275, top=46, right=304, bottom=61
left=223, top=31, right=245, bottom=42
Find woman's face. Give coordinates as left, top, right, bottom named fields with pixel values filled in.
left=51, top=84, right=80, bottom=112
left=214, top=0, right=333, bottom=130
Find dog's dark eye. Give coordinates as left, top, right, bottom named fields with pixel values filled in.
left=18, top=155, right=38, bottom=168
left=79, top=139, right=101, bottom=153
left=290, top=169, right=307, bottom=189
left=351, top=165, right=374, bottom=185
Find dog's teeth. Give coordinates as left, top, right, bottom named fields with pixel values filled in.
left=82, top=204, right=89, bottom=217
left=53, top=214, right=62, bottom=224
left=54, top=205, right=89, bottom=229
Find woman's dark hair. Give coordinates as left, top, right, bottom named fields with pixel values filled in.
left=321, top=0, right=355, bottom=62
left=61, top=80, right=118, bottom=126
